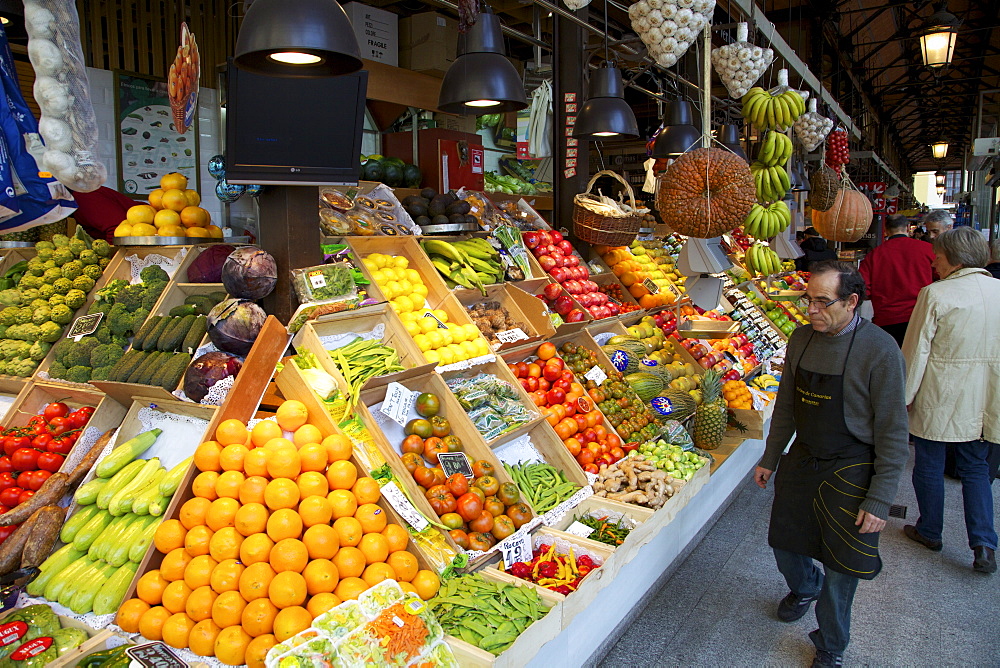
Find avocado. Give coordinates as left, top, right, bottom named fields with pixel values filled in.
left=428, top=200, right=447, bottom=217
left=464, top=215, right=479, bottom=226
left=446, top=201, right=471, bottom=215
left=420, top=187, right=438, bottom=201
left=448, top=214, right=467, bottom=224
left=407, top=203, right=428, bottom=218
left=402, top=195, right=424, bottom=207
left=431, top=215, right=449, bottom=226
left=415, top=216, right=431, bottom=226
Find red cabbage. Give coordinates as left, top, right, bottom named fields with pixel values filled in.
left=207, top=298, right=267, bottom=356
left=184, top=351, right=243, bottom=402
left=222, top=247, right=278, bottom=300
left=187, top=244, right=237, bottom=283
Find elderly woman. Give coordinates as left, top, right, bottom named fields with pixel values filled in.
left=901, top=227, right=1000, bottom=574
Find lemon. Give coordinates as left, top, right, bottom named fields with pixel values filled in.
left=403, top=321, right=420, bottom=336
left=437, top=347, right=455, bottom=365
left=423, top=350, right=440, bottom=364
left=393, top=256, right=409, bottom=269
left=404, top=269, right=422, bottom=284
left=462, top=324, right=480, bottom=341
left=411, top=283, right=429, bottom=298
left=460, top=340, right=479, bottom=358
left=473, top=338, right=491, bottom=356
left=114, top=222, right=133, bottom=237
left=399, top=311, right=417, bottom=322
left=380, top=267, right=397, bottom=281
left=362, top=258, right=378, bottom=272
left=412, top=334, right=431, bottom=352
left=447, top=323, right=466, bottom=344
left=426, top=330, right=444, bottom=349
left=370, top=270, right=386, bottom=284
left=451, top=344, right=468, bottom=362
left=131, top=222, right=157, bottom=236
left=418, top=317, right=437, bottom=333
left=397, top=279, right=413, bottom=295
left=439, top=328, right=453, bottom=346
left=409, top=293, right=426, bottom=311
left=385, top=281, right=403, bottom=299
left=393, top=296, right=413, bottom=312
left=389, top=302, right=402, bottom=314
left=372, top=253, right=390, bottom=268
left=432, top=309, right=449, bottom=323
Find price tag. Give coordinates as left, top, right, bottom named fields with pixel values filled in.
left=642, top=278, right=660, bottom=294
left=308, top=271, right=327, bottom=289
left=499, top=531, right=532, bottom=569
left=495, top=328, right=529, bottom=344
left=584, top=366, right=607, bottom=385
left=380, top=481, right=429, bottom=532
left=68, top=313, right=103, bottom=342
left=564, top=521, right=596, bottom=538
left=126, top=642, right=187, bottom=668
left=437, top=452, right=473, bottom=479
left=422, top=312, right=448, bottom=329
left=380, top=382, right=416, bottom=427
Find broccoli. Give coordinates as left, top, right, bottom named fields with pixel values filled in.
left=68, top=238, right=87, bottom=257
left=52, top=278, right=72, bottom=295
left=51, top=234, right=70, bottom=247
left=52, top=249, right=73, bottom=265
left=78, top=250, right=99, bottom=266
left=14, top=308, right=31, bottom=325
left=61, top=261, right=83, bottom=281
left=39, top=321, right=62, bottom=343
left=141, top=282, right=167, bottom=310
left=108, top=303, right=132, bottom=336
left=92, top=239, right=111, bottom=258
left=48, top=361, right=67, bottom=378
left=95, top=279, right=128, bottom=305
left=73, top=276, right=96, bottom=293
left=31, top=306, right=51, bottom=326
left=34, top=240, right=54, bottom=251
left=29, top=341, right=51, bottom=362
left=140, top=265, right=170, bottom=283
left=64, top=289, right=86, bottom=310
left=112, top=334, right=129, bottom=348
left=0, top=308, right=16, bottom=326
left=20, top=289, right=40, bottom=303
left=49, top=304, right=72, bottom=325
left=98, top=257, right=110, bottom=270
left=18, top=274, right=41, bottom=290
left=52, top=339, right=74, bottom=364
left=94, top=325, right=112, bottom=344
left=48, top=294, right=66, bottom=308
left=115, top=283, right=146, bottom=311
left=64, top=365, right=91, bottom=383
left=91, top=343, right=124, bottom=368
left=90, top=366, right=111, bottom=381
left=36, top=247, right=54, bottom=262
left=65, top=338, right=99, bottom=367
left=9, top=358, right=37, bottom=377
left=87, top=302, right=108, bottom=316
left=83, top=264, right=103, bottom=281
left=36, top=284, right=55, bottom=300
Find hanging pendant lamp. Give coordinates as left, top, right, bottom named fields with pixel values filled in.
left=651, top=100, right=700, bottom=158
left=919, top=2, right=960, bottom=70
left=573, top=65, right=638, bottom=140
left=234, top=0, right=363, bottom=77
left=438, top=9, right=528, bottom=115
left=930, top=139, right=949, bottom=159
left=717, top=124, right=747, bottom=162
left=0, top=0, right=26, bottom=41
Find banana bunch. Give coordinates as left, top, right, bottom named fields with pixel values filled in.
left=422, top=238, right=501, bottom=295
left=744, top=242, right=781, bottom=277
left=742, top=87, right=806, bottom=131
left=750, top=161, right=791, bottom=202
left=751, top=374, right=780, bottom=392
left=756, top=131, right=793, bottom=167
left=743, top=200, right=791, bottom=240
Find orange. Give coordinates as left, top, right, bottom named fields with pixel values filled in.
left=266, top=508, right=302, bottom=542
left=209, top=527, right=245, bottom=561
left=235, top=503, right=269, bottom=537
left=245, top=634, right=277, bottom=668
left=127, top=204, right=157, bottom=225
left=185, top=525, right=214, bottom=557
left=188, top=619, right=222, bottom=657
left=240, top=475, right=269, bottom=505
left=328, top=489, right=358, bottom=519
left=296, top=471, right=328, bottom=499
left=184, top=188, right=201, bottom=206
left=358, top=533, right=389, bottom=565
left=243, top=449, right=270, bottom=478
left=264, top=479, right=300, bottom=510
left=362, top=562, right=396, bottom=587
left=270, top=538, right=308, bottom=573
left=354, top=504, right=387, bottom=534
left=298, top=495, right=332, bottom=527
left=185, top=226, right=212, bottom=239
left=268, top=571, right=307, bottom=608
left=215, top=470, right=246, bottom=499
left=216, top=418, right=250, bottom=447
left=399, top=582, right=419, bottom=597
left=322, top=434, right=353, bottom=462
left=266, top=446, right=301, bottom=479
left=206, top=497, right=240, bottom=532
left=302, top=524, right=339, bottom=560
left=240, top=533, right=274, bottom=566
left=333, top=517, right=363, bottom=547
left=186, top=585, right=218, bottom=622
left=194, top=441, right=223, bottom=472
left=263, top=437, right=295, bottom=452
left=382, top=524, right=409, bottom=554
left=214, top=625, right=253, bottom=666
left=179, top=496, right=212, bottom=530
left=326, top=460, right=358, bottom=491
left=241, top=598, right=278, bottom=637
left=192, top=471, right=220, bottom=500
left=161, top=580, right=192, bottom=614
left=352, top=477, right=381, bottom=505
left=153, top=208, right=181, bottom=229
left=386, top=550, right=418, bottom=583
left=161, top=548, right=194, bottom=582
left=148, top=188, right=165, bottom=209
left=412, top=569, right=441, bottom=600
left=275, top=400, right=309, bottom=431
left=219, top=444, right=250, bottom=472
left=117, top=598, right=151, bottom=633
left=302, top=559, right=339, bottom=595
left=138, top=606, right=172, bottom=641
left=298, top=443, right=328, bottom=473
left=212, top=590, right=248, bottom=628
left=154, top=520, right=187, bottom=554
left=210, top=558, right=246, bottom=594
left=137, top=570, right=169, bottom=605
left=332, top=546, right=365, bottom=578
left=293, top=424, right=323, bottom=448
left=251, top=420, right=283, bottom=449
left=206, top=224, right=225, bottom=239
left=306, top=593, right=341, bottom=618
left=273, top=607, right=312, bottom=643
left=180, top=205, right=210, bottom=228
left=334, top=577, right=369, bottom=602
left=184, top=554, right=219, bottom=590
left=161, top=172, right=189, bottom=191
left=240, top=561, right=276, bottom=601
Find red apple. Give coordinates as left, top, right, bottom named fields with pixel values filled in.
left=554, top=295, right=574, bottom=316
left=549, top=267, right=567, bottom=283
left=549, top=229, right=563, bottom=243
left=652, top=313, right=665, bottom=327
left=523, top=231, right=540, bottom=249
left=723, top=369, right=742, bottom=382
left=567, top=254, right=580, bottom=267
left=566, top=309, right=586, bottom=322
left=539, top=255, right=558, bottom=272
left=698, top=357, right=713, bottom=369
left=564, top=280, right=581, bottom=294
left=557, top=240, right=574, bottom=256
left=538, top=230, right=552, bottom=246
left=542, top=282, right=562, bottom=300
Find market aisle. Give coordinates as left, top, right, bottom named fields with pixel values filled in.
left=598, top=457, right=1000, bottom=667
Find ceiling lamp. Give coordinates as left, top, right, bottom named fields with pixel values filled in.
left=0, top=0, right=25, bottom=41
left=936, top=185, right=946, bottom=196
left=438, top=9, right=528, bottom=114
left=919, top=2, right=960, bottom=70
left=234, top=0, right=362, bottom=77
left=651, top=100, right=700, bottom=158
left=935, top=170, right=946, bottom=186
left=572, top=65, right=639, bottom=140
left=717, top=124, right=747, bottom=162
left=930, top=140, right=949, bottom=159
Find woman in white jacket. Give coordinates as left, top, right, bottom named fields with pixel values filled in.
left=902, top=226, right=1000, bottom=574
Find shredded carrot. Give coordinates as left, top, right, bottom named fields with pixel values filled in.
left=366, top=602, right=429, bottom=661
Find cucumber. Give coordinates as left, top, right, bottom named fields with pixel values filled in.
left=168, top=304, right=197, bottom=317
left=126, top=351, right=162, bottom=383
left=107, top=515, right=156, bottom=566
left=93, top=561, right=140, bottom=616
left=131, top=316, right=162, bottom=351
left=158, top=315, right=194, bottom=352
left=180, top=316, right=207, bottom=355
left=97, top=460, right=146, bottom=504
left=142, top=318, right=173, bottom=352
left=43, top=556, right=91, bottom=602
left=159, top=457, right=193, bottom=497
left=108, top=349, right=142, bottom=382
left=72, top=510, right=113, bottom=551
left=157, top=353, right=191, bottom=391
left=27, top=545, right=85, bottom=597
left=109, top=458, right=162, bottom=516
left=128, top=517, right=161, bottom=563
left=136, top=353, right=170, bottom=385
left=73, top=477, right=109, bottom=506
left=96, top=429, right=162, bottom=479
left=60, top=505, right=103, bottom=543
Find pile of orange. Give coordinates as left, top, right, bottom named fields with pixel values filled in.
left=116, top=399, right=440, bottom=667
left=723, top=380, right=753, bottom=410
left=115, top=172, right=223, bottom=240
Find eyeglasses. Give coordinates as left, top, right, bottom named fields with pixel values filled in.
left=801, top=296, right=843, bottom=309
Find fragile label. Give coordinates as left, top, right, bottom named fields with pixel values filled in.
left=499, top=530, right=532, bottom=569
left=68, top=313, right=103, bottom=342
left=584, top=365, right=607, bottom=385
left=380, top=481, right=429, bottom=532
left=126, top=642, right=187, bottom=668
left=308, top=271, right=327, bottom=289
left=380, top=382, right=417, bottom=426
left=437, top=452, right=473, bottom=479
left=0, top=623, right=26, bottom=647
left=496, top=328, right=529, bottom=344
left=643, top=278, right=660, bottom=294
left=564, top=521, right=596, bottom=538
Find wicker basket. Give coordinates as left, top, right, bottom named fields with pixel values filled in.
left=809, top=164, right=840, bottom=212
left=572, top=170, right=642, bottom=246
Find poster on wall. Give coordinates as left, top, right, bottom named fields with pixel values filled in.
left=114, top=72, right=199, bottom=196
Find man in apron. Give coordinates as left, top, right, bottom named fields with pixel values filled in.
left=755, top=261, right=909, bottom=668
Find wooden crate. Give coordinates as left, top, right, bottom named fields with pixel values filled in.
left=592, top=272, right=645, bottom=324
left=453, top=283, right=556, bottom=353
left=0, top=608, right=111, bottom=668
left=491, top=419, right=589, bottom=488
left=550, top=494, right=654, bottom=537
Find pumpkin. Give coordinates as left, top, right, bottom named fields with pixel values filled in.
left=809, top=164, right=840, bottom=212
left=811, top=188, right=873, bottom=242
left=656, top=148, right=756, bottom=238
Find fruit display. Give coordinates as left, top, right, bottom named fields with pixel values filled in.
left=360, top=155, right=422, bottom=189
left=116, top=173, right=221, bottom=240
left=741, top=80, right=806, bottom=132
left=728, top=227, right=753, bottom=252
left=523, top=229, right=615, bottom=320
left=591, top=453, right=691, bottom=509
left=421, top=237, right=504, bottom=291
left=755, top=130, right=793, bottom=169
left=502, top=462, right=580, bottom=514
left=445, top=373, right=535, bottom=441
left=599, top=240, right=684, bottom=308
left=750, top=160, right=791, bottom=203
left=722, top=380, right=753, bottom=409
left=400, top=188, right=475, bottom=230
left=743, top=241, right=782, bottom=277
left=726, top=287, right=785, bottom=357
left=504, top=540, right=600, bottom=594
left=0, top=604, right=91, bottom=664
left=466, top=300, right=531, bottom=348
left=751, top=373, right=780, bottom=393
left=534, top=281, right=590, bottom=324
left=633, top=439, right=708, bottom=479
left=692, top=370, right=727, bottom=450
left=597, top=282, right=641, bottom=315
left=656, top=147, right=756, bottom=239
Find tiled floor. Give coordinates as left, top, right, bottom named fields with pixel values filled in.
left=599, top=457, right=1000, bottom=667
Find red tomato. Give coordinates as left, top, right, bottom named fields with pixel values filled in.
left=31, top=433, right=53, bottom=451
left=0, top=472, right=16, bottom=491
left=66, top=409, right=91, bottom=430
left=3, top=435, right=29, bottom=457
left=42, top=402, right=69, bottom=421
left=0, top=505, right=7, bottom=515
left=47, top=437, right=73, bottom=455
left=11, top=448, right=40, bottom=472
left=30, top=471, right=52, bottom=490
left=0, top=456, right=12, bottom=474
left=17, top=489, right=34, bottom=505
left=26, top=415, right=45, bottom=429
left=425, top=485, right=457, bottom=516
left=0, top=487, right=22, bottom=507
left=0, top=524, right=16, bottom=543
left=455, top=492, right=484, bottom=522
left=47, top=417, right=70, bottom=436
left=36, top=452, right=64, bottom=473
left=17, top=471, right=36, bottom=490
left=75, top=406, right=95, bottom=420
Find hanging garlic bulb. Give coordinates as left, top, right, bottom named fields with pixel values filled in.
left=793, top=98, right=835, bottom=152
left=710, top=23, right=774, bottom=99
left=629, top=0, right=716, bottom=67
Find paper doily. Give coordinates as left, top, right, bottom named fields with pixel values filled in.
left=540, top=485, right=594, bottom=527
left=35, top=369, right=96, bottom=390
left=434, top=353, right=496, bottom=373
left=317, top=324, right=385, bottom=351
left=124, top=249, right=188, bottom=283
left=591, top=332, right=616, bottom=346
left=493, top=433, right=544, bottom=466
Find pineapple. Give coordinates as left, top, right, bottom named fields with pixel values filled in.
left=693, top=370, right=727, bottom=450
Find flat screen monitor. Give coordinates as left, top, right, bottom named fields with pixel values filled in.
left=224, top=63, right=368, bottom=186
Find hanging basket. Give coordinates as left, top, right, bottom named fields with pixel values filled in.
left=793, top=98, right=835, bottom=152
left=572, top=170, right=642, bottom=247
left=710, top=23, right=774, bottom=99
left=656, top=147, right=756, bottom=239
left=810, top=176, right=873, bottom=242
left=809, top=163, right=840, bottom=212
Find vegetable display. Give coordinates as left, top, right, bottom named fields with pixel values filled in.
left=290, top=262, right=356, bottom=303
left=206, top=298, right=267, bottom=356
left=634, top=439, right=708, bottom=479
left=323, top=337, right=403, bottom=414
left=504, top=541, right=599, bottom=594
left=0, top=604, right=90, bottom=666
left=182, top=351, right=243, bottom=402
left=568, top=513, right=632, bottom=546
left=221, top=247, right=277, bottom=301
left=591, top=453, right=689, bottom=509
left=793, top=98, right=835, bottom=152
left=503, top=462, right=579, bottom=514
left=628, top=0, right=716, bottom=68
left=423, top=238, right=505, bottom=291
left=446, top=373, right=534, bottom=440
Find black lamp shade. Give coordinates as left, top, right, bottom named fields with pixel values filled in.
left=234, top=0, right=363, bottom=77
left=0, top=0, right=26, bottom=41
left=572, top=66, right=638, bottom=140
left=652, top=100, right=701, bottom=158
left=717, top=124, right=747, bottom=162
left=438, top=13, right=528, bottom=115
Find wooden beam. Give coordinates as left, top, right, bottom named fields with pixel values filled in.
left=362, top=58, right=443, bottom=112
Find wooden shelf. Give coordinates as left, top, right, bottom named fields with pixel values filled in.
left=393, top=188, right=553, bottom=212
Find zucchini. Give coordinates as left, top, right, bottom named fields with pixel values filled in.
left=142, top=318, right=172, bottom=352
left=68, top=560, right=117, bottom=613
left=126, top=351, right=162, bottom=383
left=128, top=516, right=161, bottom=563
left=159, top=456, right=193, bottom=497
left=107, top=515, right=157, bottom=566
left=168, top=304, right=197, bottom=317
left=73, top=477, right=109, bottom=506
left=96, top=429, right=162, bottom=478
left=131, top=315, right=162, bottom=351
left=97, top=460, right=146, bottom=503
left=72, top=510, right=113, bottom=551
left=60, top=504, right=103, bottom=543
left=93, top=561, right=140, bottom=616
left=56, top=558, right=101, bottom=608
left=109, top=458, right=162, bottom=516
left=27, top=545, right=85, bottom=597
left=43, top=556, right=90, bottom=602
left=181, top=316, right=207, bottom=354
left=148, top=494, right=171, bottom=517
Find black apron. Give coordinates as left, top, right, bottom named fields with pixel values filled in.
left=768, top=324, right=882, bottom=580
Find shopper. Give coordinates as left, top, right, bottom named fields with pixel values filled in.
left=921, top=210, right=953, bottom=241
left=901, top=227, right=1000, bottom=574
left=754, top=260, right=908, bottom=668
left=858, top=214, right=936, bottom=346
left=985, top=239, right=1000, bottom=280
left=795, top=228, right=837, bottom=272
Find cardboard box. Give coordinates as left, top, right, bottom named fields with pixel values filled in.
left=434, top=113, right=477, bottom=134
left=343, top=2, right=398, bottom=66
left=399, top=12, right=458, bottom=76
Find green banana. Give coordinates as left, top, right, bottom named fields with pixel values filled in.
left=422, top=239, right=470, bottom=265
left=430, top=257, right=454, bottom=276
